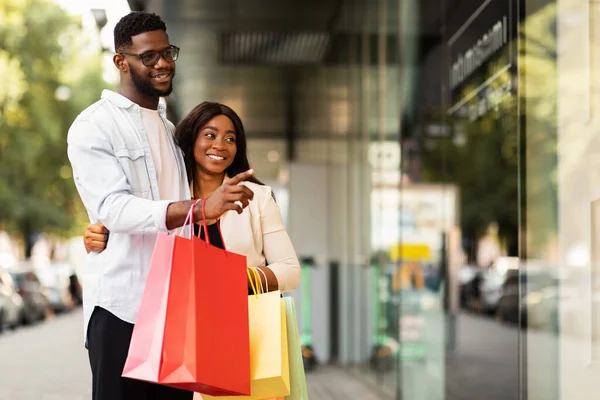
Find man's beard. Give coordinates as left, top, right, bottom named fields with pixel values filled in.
left=130, top=68, right=174, bottom=97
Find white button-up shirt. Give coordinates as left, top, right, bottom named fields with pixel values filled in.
left=67, top=90, right=190, bottom=339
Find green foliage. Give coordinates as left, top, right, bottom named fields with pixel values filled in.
left=421, top=89, right=519, bottom=254
left=418, top=4, right=558, bottom=257
left=0, top=0, right=109, bottom=246
left=519, top=4, right=558, bottom=256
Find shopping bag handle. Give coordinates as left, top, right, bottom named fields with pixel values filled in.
left=247, top=267, right=261, bottom=298
left=256, top=267, right=269, bottom=293
left=181, top=199, right=202, bottom=238
left=199, top=198, right=227, bottom=250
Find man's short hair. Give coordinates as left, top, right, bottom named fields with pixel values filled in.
left=114, top=11, right=167, bottom=51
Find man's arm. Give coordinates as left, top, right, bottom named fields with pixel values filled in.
left=165, top=169, right=257, bottom=229
left=68, top=118, right=254, bottom=234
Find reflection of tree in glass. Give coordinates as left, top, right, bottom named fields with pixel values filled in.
left=0, top=0, right=109, bottom=256
left=421, top=4, right=559, bottom=260
left=519, top=4, right=558, bottom=257
left=422, top=38, right=519, bottom=260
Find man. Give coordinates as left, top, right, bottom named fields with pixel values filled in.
left=67, top=11, right=254, bottom=400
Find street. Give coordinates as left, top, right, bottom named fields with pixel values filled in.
left=355, top=310, right=557, bottom=400
left=0, top=307, right=550, bottom=400
left=0, top=309, right=384, bottom=400
left=0, top=311, right=90, bottom=400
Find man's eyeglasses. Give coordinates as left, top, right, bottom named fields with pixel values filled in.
left=119, top=45, right=180, bottom=67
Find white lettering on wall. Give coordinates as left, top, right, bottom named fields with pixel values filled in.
left=450, top=16, right=508, bottom=91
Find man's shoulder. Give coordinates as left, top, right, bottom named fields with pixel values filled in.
left=68, top=98, right=126, bottom=147
left=72, top=98, right=115, bottom=124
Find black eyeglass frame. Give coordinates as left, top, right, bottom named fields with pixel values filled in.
left=119, top=45, right=180, bottom=66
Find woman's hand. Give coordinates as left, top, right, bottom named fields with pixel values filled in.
left=84, top=223, right=109, bottom=253
left=201, top=170, right=255, bottom=219
left=248, top=266, right=279, bottom=293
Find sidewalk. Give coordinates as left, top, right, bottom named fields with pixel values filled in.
left=0, top=309, right=390, bottom=400
left=307, top=366, right=390, bottom=400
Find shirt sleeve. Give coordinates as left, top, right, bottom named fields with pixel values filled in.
left=260, top=189, right=301, bottom=293
left=67, top=117, right=173, bottom=234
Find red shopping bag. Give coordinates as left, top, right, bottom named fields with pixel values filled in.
left=122, top=201, right=251, bottom=396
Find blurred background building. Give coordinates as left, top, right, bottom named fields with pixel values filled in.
left=2, top=0, right=598, bottom=399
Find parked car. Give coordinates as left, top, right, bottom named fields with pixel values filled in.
left=496, top=268, right=558, bottom=328
left=458, top=264, right=479, bottom=308
left=10, top=269, right=49, bottom=324
left=460, top=258, right=520, bottom=315
left=68, top=272, right=83, bottom=306
left=480, top=269, right=517, bottom=314
left=495, top=272, right=520, bottom=324
left=0, top=267, right=24, bottom=331
left=35, top=262, right=77, bottom=313
left=460, top=267, right=508, bottom=314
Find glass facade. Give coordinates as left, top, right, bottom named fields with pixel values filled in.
left=149, top=0, right=584, bottom=398
left=394, top=0, right=522, bottom=399
left=363, top=0, right=565, bottom=398
left=309, top=0, right=562, bottom=399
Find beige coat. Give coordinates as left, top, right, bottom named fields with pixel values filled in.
left=196, top=181, right=300, bottom=293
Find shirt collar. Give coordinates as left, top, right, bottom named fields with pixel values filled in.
left=101, top=89, right=167, bottom=117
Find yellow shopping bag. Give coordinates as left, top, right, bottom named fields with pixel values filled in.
left=200, top=270, right=290, bottom=400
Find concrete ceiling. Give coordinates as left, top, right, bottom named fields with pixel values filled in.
left=127, top=0, right=400, bottom=124
left=124, top=0, right=404, bottom=181
left=133, top=0, right=399, bottom=32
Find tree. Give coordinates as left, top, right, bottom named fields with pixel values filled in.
left=420, top=58, right=519, bottom=259
left=519, top=4, right=558, bottom=257
left=0, top=0, right=109, bottom=257
left=417, top=4, right=560, bottom=260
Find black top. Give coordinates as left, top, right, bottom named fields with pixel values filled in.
left=194, top=221, right=255, bottom=295
left=193, top=221, right=224, bottom=249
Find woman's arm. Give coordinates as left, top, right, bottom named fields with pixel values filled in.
left=259, top=193, right=301, bottom=293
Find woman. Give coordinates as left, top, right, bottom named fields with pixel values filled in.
left=84, top=102, right=300, bottom=294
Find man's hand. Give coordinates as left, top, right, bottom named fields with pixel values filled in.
left=200, top=170, right=255, bottom=220
left=84, top=223, right=109, bottom=254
